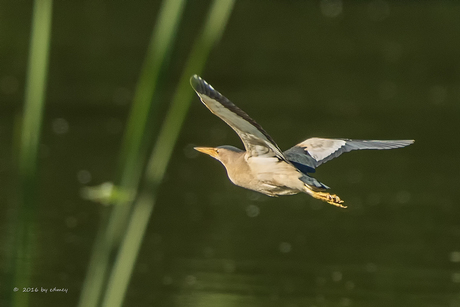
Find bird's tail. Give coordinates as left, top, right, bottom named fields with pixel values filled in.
left=304, top=185, right=346, bottom=208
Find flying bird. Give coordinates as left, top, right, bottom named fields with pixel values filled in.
left=190, top=75, right=413, bottom=208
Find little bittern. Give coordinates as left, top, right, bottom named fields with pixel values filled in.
left=191, top=75, right=413, bottom=208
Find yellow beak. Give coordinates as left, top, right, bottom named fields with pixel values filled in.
left=194, top=147, right=219, bottom=158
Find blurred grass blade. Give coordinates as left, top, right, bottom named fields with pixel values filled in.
left=101, top=1, right=235, bottom=307
left=118, top=0, right=187, bottom=184
left=12, top=0, right=53, bottom=306
left=77, top=1, right=186, bottom=307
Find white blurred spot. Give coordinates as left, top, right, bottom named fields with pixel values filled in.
left=246, top=204, right=260, bottom=217
left=52, top=118, right=69, bottom=135
left=77, top=170, right=92, bottom=184
left=332, top=271, right=343, bottom=282
left=65, top=216, right=77, bottom=228
left=396, top=190, right=411, bottom=204
left=368, top=0, right=390, bottom=21
left=279, top=242, right=292, bottom=253
left=0, top=75, right=19, bottom=94
left=430, top=85, right=447, bottom=105
left=113, top=87, right=132, bottom=105
left=320, top=0, right=343, bottom=18
left=247, top=191, right=263, bottom=201
left=450, top=251, right=460, bottom=263
left=80, top=182, right=115, bottom=206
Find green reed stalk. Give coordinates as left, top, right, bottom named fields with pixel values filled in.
left=77, top=1, right=186, bottom=307
left=100, top=1, right=235, bottom=306
left=12, top=0, right=53, bottom=306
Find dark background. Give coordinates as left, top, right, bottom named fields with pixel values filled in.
left=1, top=1, right=459, bottom=306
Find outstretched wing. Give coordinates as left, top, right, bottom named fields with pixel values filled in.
left=284, top=138, right=414, bottom=169
left=190, top=75, right=286, bottom=160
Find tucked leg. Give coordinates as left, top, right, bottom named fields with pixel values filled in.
left=304, top=186, right=346, bottom=208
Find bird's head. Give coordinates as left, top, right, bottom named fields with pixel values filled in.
left=194, top=145, right=243, bottom=166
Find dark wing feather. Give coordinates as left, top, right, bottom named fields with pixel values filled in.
left=284, top=138, right=414, bottom=169
left=190, top=75, right=286, bottom=160
left=283, top=146, right=317, bottom=173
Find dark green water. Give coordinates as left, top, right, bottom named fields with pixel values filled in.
left=1, top=1, right=460, bottom=306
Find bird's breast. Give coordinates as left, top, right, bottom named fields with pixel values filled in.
left=225, top=156, right=304, bottom=196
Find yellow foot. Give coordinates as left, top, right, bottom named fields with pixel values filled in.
left=313, top=191, right=346, bottom=208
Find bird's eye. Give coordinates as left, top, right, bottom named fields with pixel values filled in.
left=216, top=149, right=220, bottom=154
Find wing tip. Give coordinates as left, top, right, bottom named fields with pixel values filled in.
left=190, top=74, right=216, bottom=96
left=189, top=74, right=202, bottom=91
left=362, top=139, right=415, bottom=149
left=396, top=139, right=415, bottom=147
